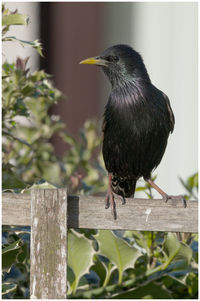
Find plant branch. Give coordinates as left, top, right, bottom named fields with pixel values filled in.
left=3, top=130, right=32, bottom=148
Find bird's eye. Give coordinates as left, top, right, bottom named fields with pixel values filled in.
left=107, top=55, right=119, bottom=62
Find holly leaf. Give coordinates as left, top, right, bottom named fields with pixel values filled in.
left=95, top=230, right=141, bottom=284
left=2, top=239, right=23, bottom=272
left=67, top=230, right=95, bottom=295
left=2, top=14, right=28, bottom=26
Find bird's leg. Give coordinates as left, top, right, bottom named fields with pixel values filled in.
left=146, top=179, right=187, bottom=208
left=105, top=174, right=117, bottom=219
left=121, top=196, right=126, bottom=205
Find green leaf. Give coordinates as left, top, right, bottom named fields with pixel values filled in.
left=21, top=82, right=35, bottom=95
left=40, top=162, right=62, bottom=185
left=2, top=283, right=17, bottom=295
left=112, top=282, right=172, bottom=299
left=187, top=173, right=198, bottom=189
left=2, top=168, right=27, bottom=190
left=28, top=180, right=59, bottom=190
left=91, top=255, right=115, bottom=287
left=186, top=272, right=198, bottom=297
left=2, top=14, right=28, bottom=26
left=17, top=243, right=28, bottom=263
left=67, top=230, right=95, bottom=294
left=3, top=36, right=43, bottom=56
left=95, top=230, right=141, bottom=284
left=67, top=266, right=75, bottom=295
left=91, top=255, right=107, bottom=286
left=2, top=239, right=23, bottom=272
left=179, top=172, right=198, bottom=199
left=2, top=239, right=22, bottom=255
left=124, top=231, right=150, bottom=255
left=60, top=132, right=79, bottom=148
left=162, top=233, right=193, bottom=268
left=135, top=186, right=147, bottom=191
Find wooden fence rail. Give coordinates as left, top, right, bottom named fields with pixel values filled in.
left=2, top=189, right=198, bottom=299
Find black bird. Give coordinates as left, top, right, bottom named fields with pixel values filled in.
left=80, top=44, right=186, bottom=219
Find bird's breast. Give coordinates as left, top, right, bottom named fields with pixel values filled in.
left=103, top=83, right=171, bottom=136
left=102, top=84, right=171, bottom=178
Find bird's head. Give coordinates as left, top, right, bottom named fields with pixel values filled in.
left=80, top=44, right=150, bottom=87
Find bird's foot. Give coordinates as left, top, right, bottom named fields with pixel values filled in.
left=105, top=190, right=117, bottom=220
left=145, top=179, right=187, bottom=208
left=162, top=193, right=187, bottom=208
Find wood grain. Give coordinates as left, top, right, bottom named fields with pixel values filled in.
left=2, top=193, right=31, bottom=226
left=2, top=192, right=198, bottom=233
left=30, top=189, right=67, bottom=299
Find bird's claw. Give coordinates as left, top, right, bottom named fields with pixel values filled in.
left=162, top=194, right=187, bottom=208
left=105, top=194, right=110, bottom=209
left=105, top=190, right=117, bottom=219
left=111, top=201, right=117, bottom=220
left=121, top=196, right=126, bottom=205
left=162, top=194, right=169, bottom=203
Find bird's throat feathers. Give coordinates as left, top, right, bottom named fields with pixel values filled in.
left=110, top=80, right=148, bottom=107
left=102, top=65, right=150, bottom=89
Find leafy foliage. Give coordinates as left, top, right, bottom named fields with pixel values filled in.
left=2, top=226, right=30, bottom=298
left=61, top=120, right=107, bottom=195
left=2, top=5, right=198, bottom=299
left=67, top=231, right=197, bottom=299
left=2, top=4, right=42, bottom=56
left=2, top=58, right=66, bottom=189
left=2, top=226, right=198, bottom=299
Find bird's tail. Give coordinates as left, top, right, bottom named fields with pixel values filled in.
left=111, top=175, right=136, bottom=198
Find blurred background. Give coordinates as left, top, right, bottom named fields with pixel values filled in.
left=3, top=2, right=198, bottom=196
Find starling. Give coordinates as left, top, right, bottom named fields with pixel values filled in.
left=80, top=44, right=186, bottom=219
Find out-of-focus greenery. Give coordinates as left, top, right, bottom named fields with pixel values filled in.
left=2, top=59, right=66, bottom=188
left=2, top=5, right=198, bottom=299
left=179, top=173, right=198, bottom=200
left=2, top=5, right=64, bottom=189
left=2, top=4, right=106, bottom=194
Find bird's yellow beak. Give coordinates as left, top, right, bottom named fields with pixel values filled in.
left=79, top=57, right=107, bottom=66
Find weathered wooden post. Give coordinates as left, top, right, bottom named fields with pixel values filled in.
left=30, top=189, right=67, bottom=299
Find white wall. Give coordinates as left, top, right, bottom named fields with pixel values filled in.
left=2, top=2, right=39, bottom=72
left=131, top=2, right=198, bottom=196
left=103, top=2, right=198, bottom=196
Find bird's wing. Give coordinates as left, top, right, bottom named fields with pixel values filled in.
left=162, top=92, right=175, bottom=133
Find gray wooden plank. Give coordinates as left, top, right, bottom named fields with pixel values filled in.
left=67, top=195, right=198, bottom=233
left=2, top=193, right=31, bottom=226
left=30, top=189, right=67, bottom=299
left=2, top=192, right=198, bottom=232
